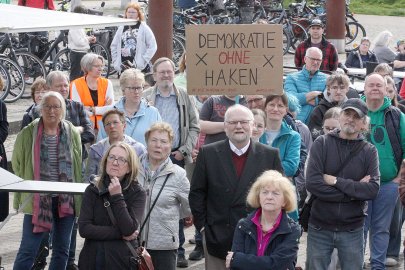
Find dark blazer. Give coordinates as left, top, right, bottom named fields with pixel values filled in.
left=189, top=139, right=283, bottom=259
left=231, top=210, right=301, bottom=270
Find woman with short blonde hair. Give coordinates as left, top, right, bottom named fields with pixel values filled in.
left=226, top=170, right=300, bottom=270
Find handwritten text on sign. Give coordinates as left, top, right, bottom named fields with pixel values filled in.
left=186, top=24, right=283, bottom=95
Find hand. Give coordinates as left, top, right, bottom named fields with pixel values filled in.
left=225, top=251, right=234, bottom=268
left=360, top=175, right=371, bottom=183
left=306, top=91, right=322, bottom=105
left=184, top=216, right=193, bottom=228
left=105, top=97, right=113, bottom=105
left=171, top=150, right=184, bottom=161
left=123, top=230, right=139, bottom=241
left=323, top=174, right=337, bottom=185
left=192, top=149, right=199, bottom=163
left=108, top=176, right=122, bottom=196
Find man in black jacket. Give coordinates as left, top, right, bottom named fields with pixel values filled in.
left=305, top=98, right=380, bottom=270
left=189, top=104, right=283, bottom=270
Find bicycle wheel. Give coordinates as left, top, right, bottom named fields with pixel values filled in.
left=282, top=27, right=291, bottom=56
left=15, top=51, right=47, bottom=99
left=345, top=21, right=366, bottom=52
left=53, top=48, right=71, bottom=75
left=173, top=36, right=185, bottom=71
left=288, top=22, right=308, bottom=54
left=0, top=56, right=26, bottom=103
left=0, top=62, right=11, bottom=101
left=90, top=42, right=111, bottom=78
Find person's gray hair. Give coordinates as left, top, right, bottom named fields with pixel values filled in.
left=152, top=57, right=175, bottom=73
left=119, top=68, right=145, bottom=94
left=40, top=91, right=66, bottom=120
left=80, top=53, right=104, bottom=74
left=305, top=47, right=323, bottom=58
left=224, top=104, right=254, bottom=122
left=46, top=70, right=69, bottom=88
left=372, top=30, right=393, bottom=49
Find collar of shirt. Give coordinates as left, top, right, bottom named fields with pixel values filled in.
left=229, top=140, right=250, bottom=156
left=156, top=87, right=176, bottom=97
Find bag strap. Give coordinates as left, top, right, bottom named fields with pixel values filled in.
left=139, top=173, right=171, bottom=234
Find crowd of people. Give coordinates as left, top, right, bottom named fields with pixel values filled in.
left=1, top=2, right=405, bottom=270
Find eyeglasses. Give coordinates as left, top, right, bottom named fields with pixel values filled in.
left=104, top=120, right=123, bottom=128
left=226, top=120, right=252, bottom=127
left=330, top=85, right=347, bottom=90
left=306, top=56, right=322, bottom=62
left=107, top=155, right=128, bottom=166
left=125, top=86, right=143, bottom=92
left=92, top=64, right=104, bottom=69
left=43, top=104, right=61, bottom=111
left=157, top=70, right=174, bottom=76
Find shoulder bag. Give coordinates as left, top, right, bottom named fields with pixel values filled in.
left=103, top=174, right=171, bottom=270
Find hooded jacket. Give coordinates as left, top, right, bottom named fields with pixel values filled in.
left=306, top=131, right=380, bottom=231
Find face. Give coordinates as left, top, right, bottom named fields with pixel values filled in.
left=328, top=82, right=349, bottom=103
left=259, top=185, right=286, bottom=213
left=34, top=87, right=49, bottom=104
left=339, top=109, right=365, bottom=136
left=323, top=118, right=340, bottom=134
left=359, top=41, right=370, bottom=54
left=153, top=61, right=175, bottom=90
left=106, top=146, right=130, bottom=180
left=126, top=7, right=139, bottom=20
left=364, top=74, right=386, bottom=102
left=309, top=26, right=324, bottom=40
left=386, top=83, right=396, bottom=100
left=398, top=43, right=405, bottom=54
left=247, top=95, right=265, bottom=110
left=50, top=76, right=69, bottom=99
left=252, top=114, right=265, bottom=141
left=265, top=98, right=287, bottom=122
left=41, top=96, right=62, bottom=125
left=304, top=50, right=323, bottom=74
left=147, top=130, right=172, bottom=164
left=103, top=114, right=126, bottom=142
left=123, top=79, right=144, bottom=104
left=224, top=109, right=254, bottom=146
left=88, top=58, right=103, bottom=78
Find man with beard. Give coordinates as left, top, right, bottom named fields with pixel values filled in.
left=362, top=73, right=405, bottom=268
left=294, top=18, right=338, bottom=72
left=305, top=98, right=380, bottom=270
left=189, top=104, right=283, bottom=270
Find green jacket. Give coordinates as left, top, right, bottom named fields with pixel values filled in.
left=365, top=96, right=405, bottom=183
left=12, top=118, right=83, bottom=215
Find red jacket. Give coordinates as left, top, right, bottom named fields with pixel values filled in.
left=18, top=0, right=55, bottom=10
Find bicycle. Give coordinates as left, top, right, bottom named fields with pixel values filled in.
left=0, top=62, right=11, bottom=100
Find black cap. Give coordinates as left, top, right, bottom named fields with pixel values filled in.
left=341, top=99, right=368, bottom=118
left=310, top=18, right=324, bottom=28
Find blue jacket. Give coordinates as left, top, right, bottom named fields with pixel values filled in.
left=260, top=121, right=301, bottom=177
left=230, top=210, right=301, bottom=270
left=284, top=67, right=327, bottom=124
left=97, top=97, right=161, bottom=146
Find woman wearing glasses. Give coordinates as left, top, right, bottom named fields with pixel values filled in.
left=111, top=2, right=157, bottom=74
left=12, top=92, right=82, bottom=270
left=97, top=68, right=161, bottom=146
left=137, top=122, right=191, bottom=270
left=78, top=142, right=146, bottom=269
left=70, top=53, right=115, bottom=134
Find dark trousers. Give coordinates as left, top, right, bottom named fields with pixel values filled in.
left=147, top=249, right=177, bottom=270
left=69, top=51, right=86, bottom=82
left=68, top=219, right=78, bottom=265
left=0, top=191, right=8, bottom=222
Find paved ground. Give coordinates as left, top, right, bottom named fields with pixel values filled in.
left=1, top=3, right=405, bottom=269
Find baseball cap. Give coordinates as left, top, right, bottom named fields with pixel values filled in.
left=310, top=18, right=324, bottom=28
left=341, top=99, right=368, bottom=118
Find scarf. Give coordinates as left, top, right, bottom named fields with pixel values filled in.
left=139, top=153, right=170, bottom=182
left=32, top=119, right=75, bottom=233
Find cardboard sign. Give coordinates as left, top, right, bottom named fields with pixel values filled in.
left=186, top=24, right=283, bottom=95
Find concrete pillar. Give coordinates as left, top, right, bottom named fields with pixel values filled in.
left=325, top=0, right=346, bottom=53
left=149, top=0, right=173, bottom=61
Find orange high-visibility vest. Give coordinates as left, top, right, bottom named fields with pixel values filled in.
left=70, top=77, right=109, bottom=129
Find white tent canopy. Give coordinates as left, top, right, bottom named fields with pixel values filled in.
left=0, top=4, right=136, bottom=33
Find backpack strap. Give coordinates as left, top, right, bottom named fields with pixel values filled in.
left=384, top=106, right=403, bottom=169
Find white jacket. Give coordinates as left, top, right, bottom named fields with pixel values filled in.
left=68, top=29, right=90, bottom=52
left=110, top=22, right=157, bottom=73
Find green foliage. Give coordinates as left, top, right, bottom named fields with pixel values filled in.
left=282, top=0, right=405, bottom=16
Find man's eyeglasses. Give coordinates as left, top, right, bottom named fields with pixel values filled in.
left=226, top=120, right=252, bottom=127
left=306, top=56, right=322, bottom=62
left=43, top=104, right=62, bottom=111
left=107, top=155, right=128, bottom=166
